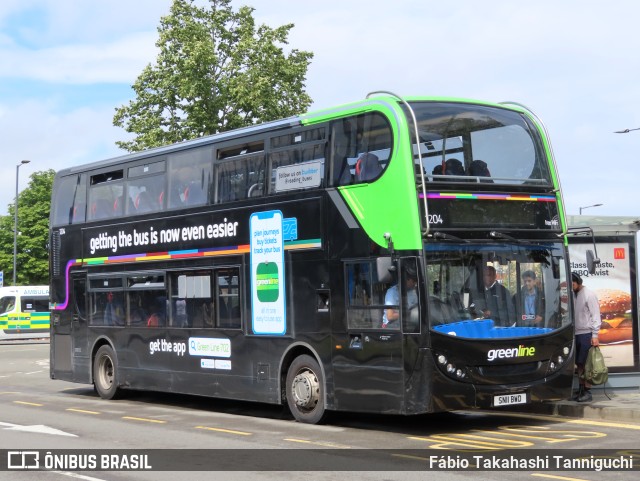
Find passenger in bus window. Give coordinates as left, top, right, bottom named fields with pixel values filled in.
left=104, top=292, right=125, bottom=326
left=146, top=299, right=165, bottom=327
left=355, top=153, right=382, bottom=182
left=468, top=159, right=493, bottom=182
left=517, top=270, right=544, bottom=326
left=168, top=168, right=190, bottom=208
left=135, top=190, right=156, bottom=213
left=444, top=158, right=465, bottom=177
left=470, top=266, right=516, bottom=327
left=175, top=298, right=188, bottom=327
left=382, top=267, right=418, bottom=329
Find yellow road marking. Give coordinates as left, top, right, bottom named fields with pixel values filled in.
left=283, top=438, right=351, bottom=448
left=484, top=411, right=640, bottom=430
left=122, top=416, right=166, bottom=424
left=409, top=433, right=532, bottom=450
left=66, top=408, right=100, bottom=415
left=0, top=391, right=20, bottom=395
left=565, top=418, right=640, bottom=430
left=13, top=401, right=43, bottom=407
left=195, top=425, right=252, bottom=436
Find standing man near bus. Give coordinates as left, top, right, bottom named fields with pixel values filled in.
left=571, top=272, right=600, bottom=403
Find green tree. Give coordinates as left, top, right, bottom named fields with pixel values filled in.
left=0, top=170, right=54, bottom=285
left=114, top=0, right=313, bottom=152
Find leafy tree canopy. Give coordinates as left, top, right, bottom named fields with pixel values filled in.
left=0, top=169, right=55, bottom=286
left=114, top=0, right=314, bottom=152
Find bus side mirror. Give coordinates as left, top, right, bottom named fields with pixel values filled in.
left=586, top=249, right=600, bottom=275
left=376, top=257, right=395, bottom=283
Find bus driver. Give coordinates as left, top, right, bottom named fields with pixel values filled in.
left=382, top=267, right=418, bottom=329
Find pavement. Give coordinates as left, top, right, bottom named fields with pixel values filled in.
left=524, top=386, right=640, bottom=423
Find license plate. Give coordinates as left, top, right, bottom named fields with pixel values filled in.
left=493, top=392, right=527, bottom=406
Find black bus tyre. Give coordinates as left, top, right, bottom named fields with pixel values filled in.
left=286, top=354, right=326, bottom=424
left=93, top=345, right=120, bottom=400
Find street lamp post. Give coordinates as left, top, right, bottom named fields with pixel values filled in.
left=14, top=160, right=31, bottom=286
left=579, top=203, right=603, bottom=215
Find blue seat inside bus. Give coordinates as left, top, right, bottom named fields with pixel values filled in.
left=432, top=319, right=552, bottom=338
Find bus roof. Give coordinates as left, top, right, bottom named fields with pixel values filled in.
left=54, top=94, right=530, bottom=179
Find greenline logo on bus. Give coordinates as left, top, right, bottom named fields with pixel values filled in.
left=487, top=345, right=535, bottom=362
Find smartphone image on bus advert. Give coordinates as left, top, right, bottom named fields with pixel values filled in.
left=250, top=210, right=286, bottom=335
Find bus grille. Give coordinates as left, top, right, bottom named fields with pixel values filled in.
left=477, top=361, right=541, bottom=378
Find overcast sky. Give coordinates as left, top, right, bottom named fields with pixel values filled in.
left=2, top=0, right=639, bottom=219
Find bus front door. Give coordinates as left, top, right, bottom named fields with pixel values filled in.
left=332, top=258, right=420, bottom=413
left=332, top=327, right=404, bottom=413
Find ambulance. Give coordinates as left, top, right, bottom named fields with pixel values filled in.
left=0, top=286, right=50, bottom=340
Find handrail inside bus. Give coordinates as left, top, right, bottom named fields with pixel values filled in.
left=499, top=101, right=567, bottom=237
left=430, top=174, right=548, bottom=184
left=366, top=90, right=431, bottom=238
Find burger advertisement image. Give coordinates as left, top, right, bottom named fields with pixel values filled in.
left=596, top=288, right=633, bottom=345
left=569, top=242, right=636, bottom=368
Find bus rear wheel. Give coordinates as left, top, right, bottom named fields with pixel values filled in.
left=93, top=345, right=120, bottom=400
left=286, top=354, right=326, bottom=424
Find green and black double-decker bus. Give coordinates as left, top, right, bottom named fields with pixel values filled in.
left=49, top=92, right=574, bottom=423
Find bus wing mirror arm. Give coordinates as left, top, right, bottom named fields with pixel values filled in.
left=383, top=232, right=394, bottom=255
left=566, top=227, right=600, bottom=274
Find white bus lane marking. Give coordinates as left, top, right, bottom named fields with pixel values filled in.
left=0, top=421, right=77, bottom=437
left=408, top=424, right=607, bottom=450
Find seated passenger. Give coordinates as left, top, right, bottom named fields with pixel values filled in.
left=355, top=153, right=382, bottom=181
left=146, top=300, right=165, bottom=327
left=469, top=159, right=493, bottom=182
left=444, top=158, right=465, bottom=176
left=432, top=159, right=465, bottom=179
left=135, top=191, right=158, bottom=214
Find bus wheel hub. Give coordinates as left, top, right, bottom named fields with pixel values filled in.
left=291, top=370, right=319, bottom=409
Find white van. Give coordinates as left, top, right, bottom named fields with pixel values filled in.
left=0, top=286, right=50, bottom=340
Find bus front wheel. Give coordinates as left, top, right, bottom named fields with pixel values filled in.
left=286, top=354, right=326, bottom=424
left=93, top=345, right=120, bottom=400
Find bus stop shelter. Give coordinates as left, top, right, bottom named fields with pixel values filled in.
left=567, top=215, right=640, bottom=388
